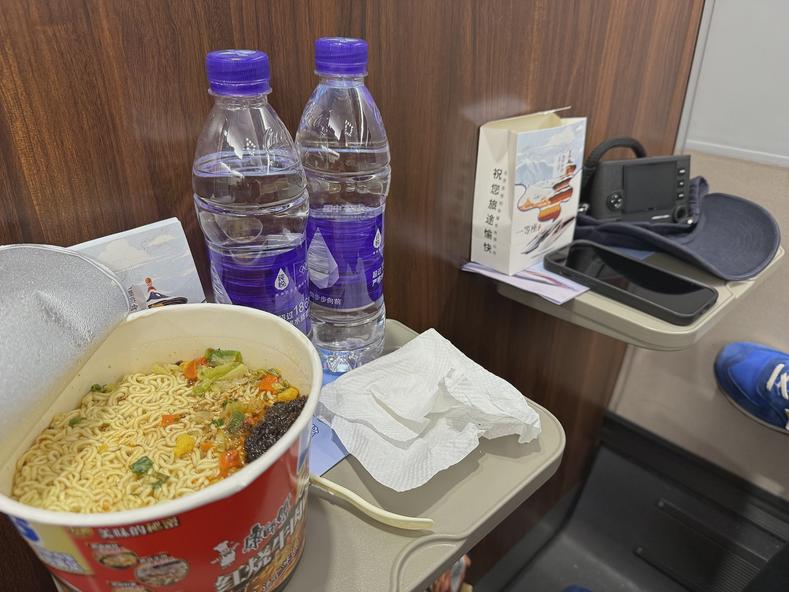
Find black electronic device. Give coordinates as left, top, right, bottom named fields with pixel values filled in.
left=582, top=137, right=692, bottom=223
left=544, top=241, right=718, bottom=325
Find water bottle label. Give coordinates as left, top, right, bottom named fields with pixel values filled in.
left=209, top=243, right=311, bottom=334
left=306, top=214, right=384, bottom=309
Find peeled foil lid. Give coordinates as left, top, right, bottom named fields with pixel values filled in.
left=0, top=245, right=131, bottom=457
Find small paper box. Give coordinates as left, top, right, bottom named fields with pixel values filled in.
left=471, top=110, right=587, bottom=275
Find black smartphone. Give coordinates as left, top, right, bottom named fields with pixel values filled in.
left=544, top=240, right=718, bottom=325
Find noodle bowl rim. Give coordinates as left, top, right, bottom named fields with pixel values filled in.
left=0, top=304, right=323, bottom=527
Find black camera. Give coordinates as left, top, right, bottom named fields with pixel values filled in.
left=582, top=137, right=692, bottom=223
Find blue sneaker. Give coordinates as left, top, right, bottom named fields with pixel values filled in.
left=715, top=342, right=789, bottom=432
left=562, top=587, right=592, bottom=592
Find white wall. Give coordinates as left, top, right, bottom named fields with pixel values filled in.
left=683, top=0, right=789, bottom=167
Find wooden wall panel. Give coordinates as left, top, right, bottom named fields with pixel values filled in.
left=0, top=0, right=702, bottom=588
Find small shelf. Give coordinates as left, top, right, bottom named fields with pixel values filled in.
left=496, top=248, right=785, bottom=351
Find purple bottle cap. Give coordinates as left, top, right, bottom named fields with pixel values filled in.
left=314, top=37, right=368, bottom=76
left=205, top=50, right=271, bottom=95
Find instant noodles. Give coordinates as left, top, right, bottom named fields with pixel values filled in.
left=13, top=349, right=305, bottom=513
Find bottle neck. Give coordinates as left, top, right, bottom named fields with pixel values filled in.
left=317, top=74, right=366, bottom=88
left=211, top=92, right=271, bottom=108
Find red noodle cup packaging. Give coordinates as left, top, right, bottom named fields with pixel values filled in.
left=34, top=442, right=309, bottom=592
left=21, top=456, right=309, bottom=592
left=0, top=293, right=322, bottom=592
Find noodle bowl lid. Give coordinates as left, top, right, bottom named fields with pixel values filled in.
left=0, top=244, right=131, bottom=463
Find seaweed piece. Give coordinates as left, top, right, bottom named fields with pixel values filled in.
left=244, top=398, right=306, bottom=463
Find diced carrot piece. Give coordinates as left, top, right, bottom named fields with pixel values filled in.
left=200, top=441, right=214, bottom=455
left=183, top=356, right=208, bottom=381
left=219, top=449, right=242, bottom=477
left=161, top=414, right=180, bottom=428
left=258, top=373, right=279, bottom=392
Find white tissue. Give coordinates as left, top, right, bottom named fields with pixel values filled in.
left=316, top=329, right=542, bottom=491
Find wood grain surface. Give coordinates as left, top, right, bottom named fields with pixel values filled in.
left=0, top=0, right=702, bottom=588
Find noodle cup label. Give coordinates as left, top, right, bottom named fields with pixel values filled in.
left=19, top=427, right=310, bottom=592
left=10, top=517, right=93, bottom=575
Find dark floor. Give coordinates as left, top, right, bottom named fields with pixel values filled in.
left=476, top=415, right=789, bottom=592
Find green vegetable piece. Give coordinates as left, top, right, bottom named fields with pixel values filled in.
left=192, top=380, right=211, bottom=397
left=206, top=348, right=243, bottom=367
left=68, top=416, right=85, bottom=427
left=151, top=471, right=169, bottom=491
left=130, top=456, right=153, bottom=475
left=219, top=363, right=248, bottom=383
left=211, top=418, right=225, bottom=427
left=89, top=383, right=114, bottom=393
left=192, top=362, right=247, bottom=396
left=197, top=362, right=234, bottom=383
left=226, top=410, right=245, bottom=434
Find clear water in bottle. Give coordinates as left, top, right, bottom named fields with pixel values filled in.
left=193, top=50, right=310, bottom=334
left=296, top=37, right=391, bottom=372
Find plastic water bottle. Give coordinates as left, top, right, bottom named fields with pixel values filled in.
left=193, top=50, right=310, bottom=334
left=296, top=38, right=390, bottom=372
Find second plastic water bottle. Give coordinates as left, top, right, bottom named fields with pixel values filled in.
left=296, top=37, right=391, bottom=372
left=193, top=50, right=310, bottom=334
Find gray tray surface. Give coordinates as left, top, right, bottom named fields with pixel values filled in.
left=287, top=320, right=566, bottom=592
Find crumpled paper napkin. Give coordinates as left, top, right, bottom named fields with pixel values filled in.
left=316, top=329, right=541, bottom=491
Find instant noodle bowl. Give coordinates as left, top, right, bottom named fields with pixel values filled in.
left=0, top=304, right=322, bottom=592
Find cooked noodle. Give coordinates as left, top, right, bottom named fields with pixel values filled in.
left=12, top=351, right=301, bottom=513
